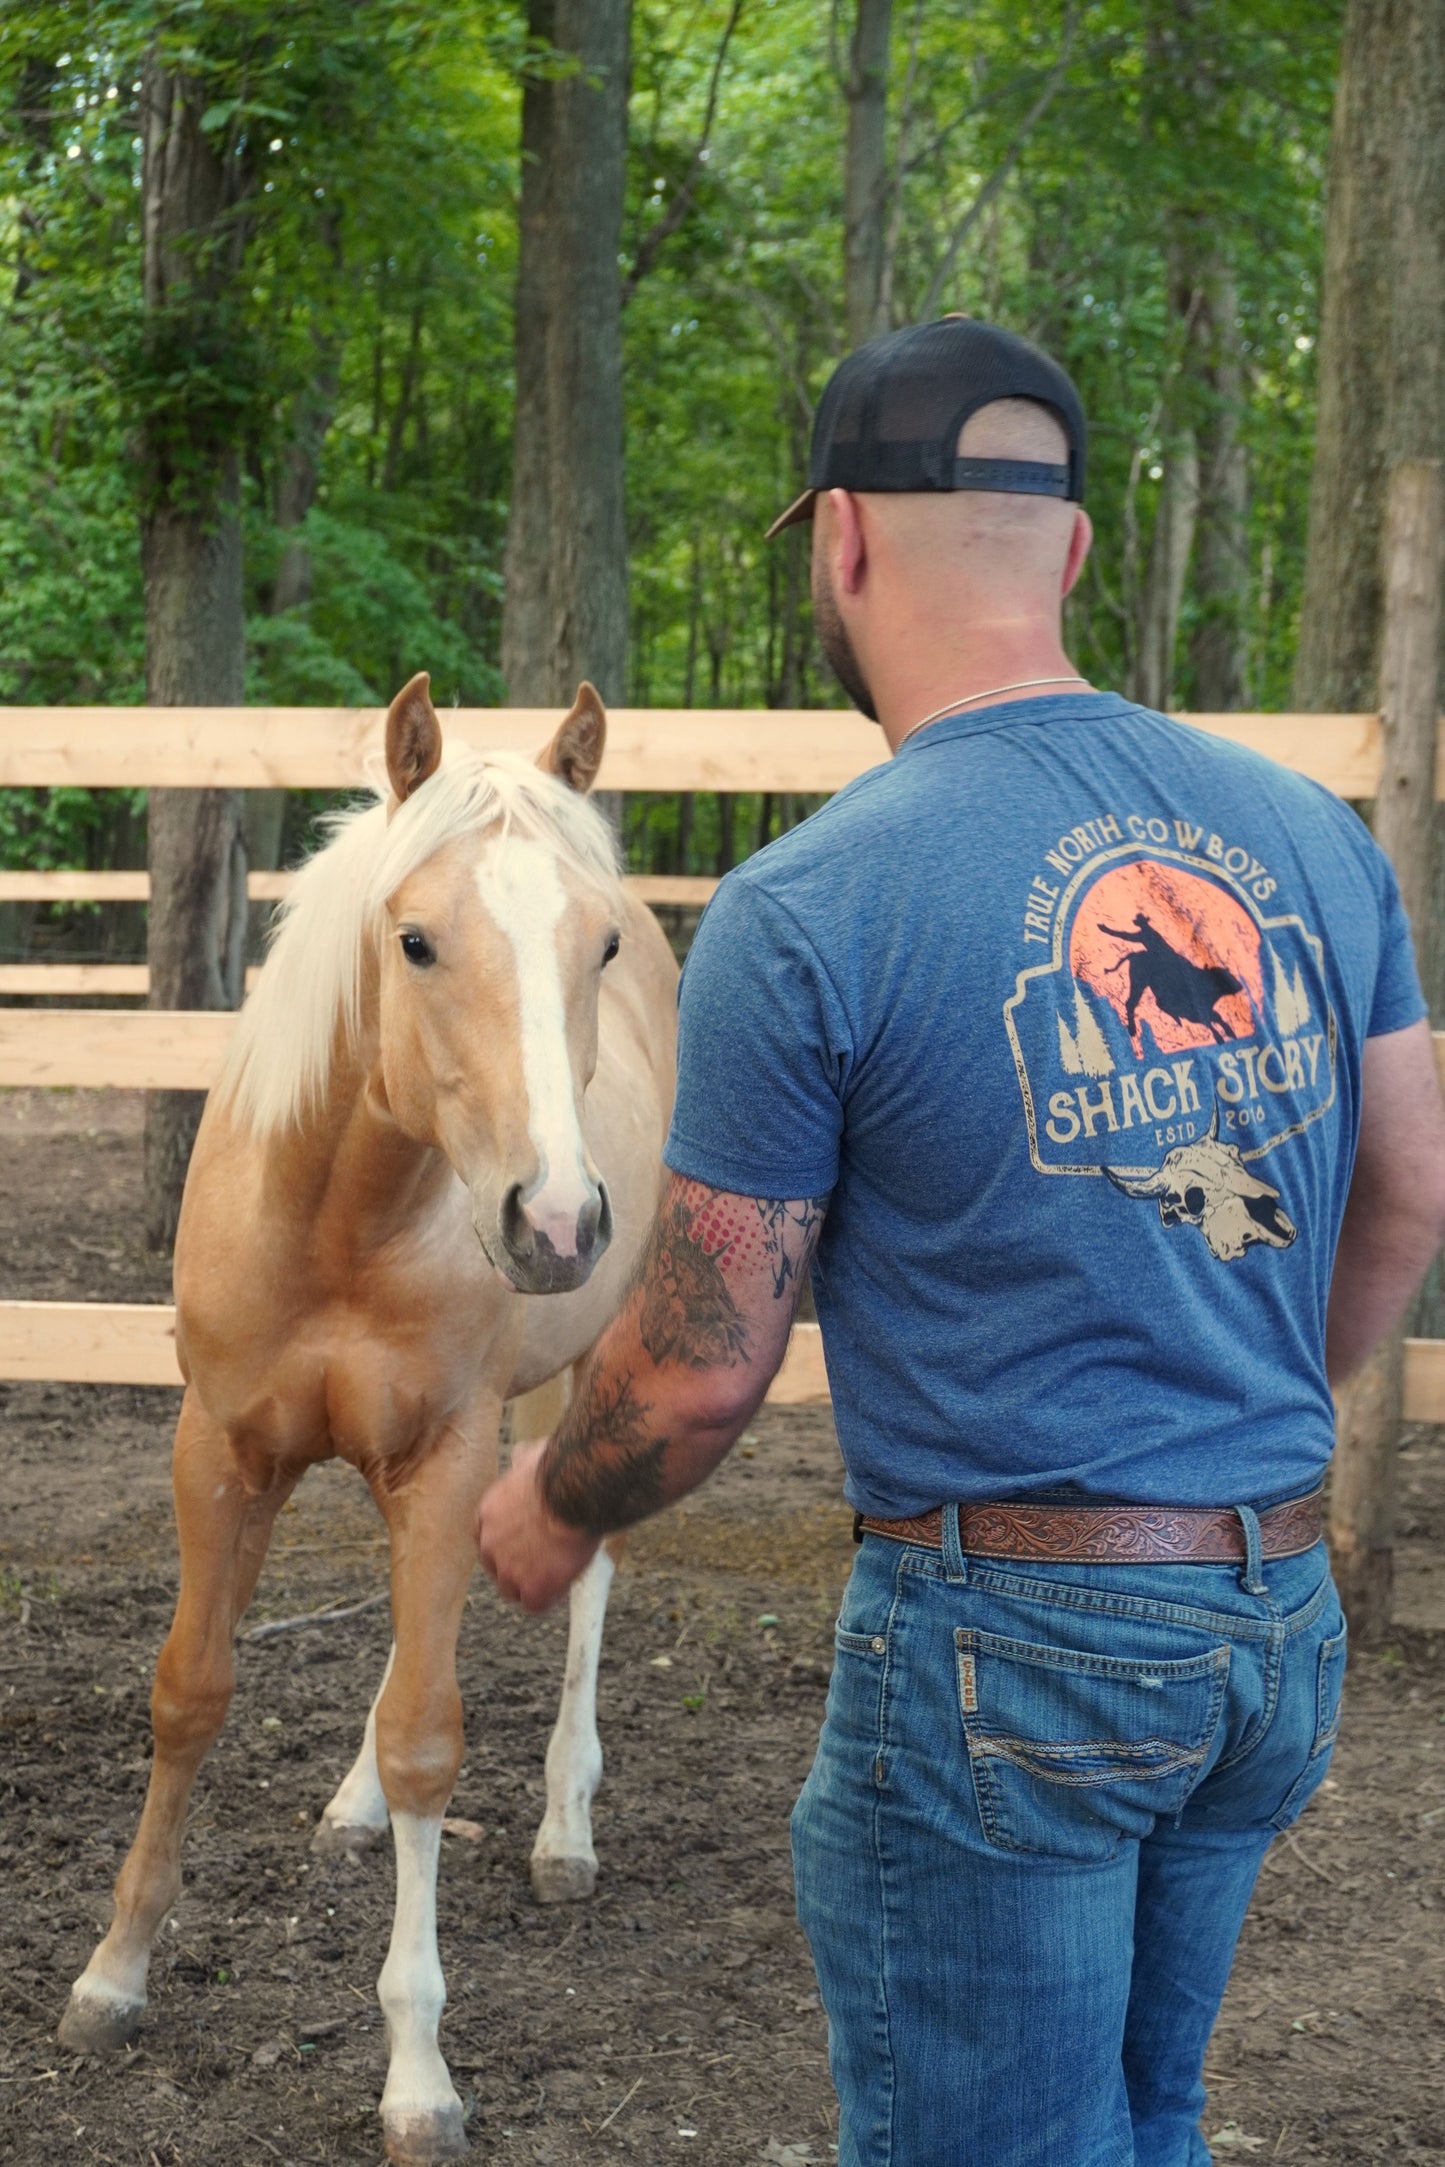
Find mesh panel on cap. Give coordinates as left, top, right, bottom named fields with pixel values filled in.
left=806, top=318, right=1085, bottom=501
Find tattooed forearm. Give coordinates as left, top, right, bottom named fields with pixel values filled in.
left=541, top=1369, right=668, bottom=1536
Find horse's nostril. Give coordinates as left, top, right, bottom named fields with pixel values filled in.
left=575, top=1186, right=609, bottom=1261
left=500, top=1183, right=534, bottom=1258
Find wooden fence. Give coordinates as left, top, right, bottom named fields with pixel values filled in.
left=1, top=702, right=1442, bottom=1418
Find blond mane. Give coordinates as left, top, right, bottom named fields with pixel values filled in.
left=215, top=747, right=622, bottom=1139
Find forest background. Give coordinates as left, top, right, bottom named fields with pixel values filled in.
left=2, top=0, right=1441, bottom=1638
left=1, top=0, right=1348, bottom=892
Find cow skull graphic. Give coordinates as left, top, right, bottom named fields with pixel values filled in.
left=1105, top=1103, right=1297, bottom=1262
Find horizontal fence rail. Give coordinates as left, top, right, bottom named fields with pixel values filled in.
left=0, top=876, right=714, bottom=998
left=0, top=964, right=264, bottom=997
left=0, top=1301, right=833, bottom=1406
left=3, top=705, right=1444, bottom=797
left=0, top=1305, right=1435, bottom=1420
left=0, top=869, right=717, bottom=907
left=8, top=1009, right=1444, bottom=1095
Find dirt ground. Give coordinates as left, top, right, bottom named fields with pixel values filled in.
left=1, top=1091, right=1443, bottom=2166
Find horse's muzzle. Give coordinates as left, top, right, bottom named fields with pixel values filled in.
left=492, top=1179, right=613, bottom=1294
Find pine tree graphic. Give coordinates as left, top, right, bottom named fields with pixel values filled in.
left=1057, top=982, right=1115, bottom=1077
left=1269, top=947, right=1312, bottom=1034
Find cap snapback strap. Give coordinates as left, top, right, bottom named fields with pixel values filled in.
left=821, top=444, right=1073, bottom=497
left=950, top=457, right=1070, bottom=495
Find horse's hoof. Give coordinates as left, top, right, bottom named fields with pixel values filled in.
left=530, top=1853, right=597, bottom=1905
left=310, top=1817, right=386, bottom=1860
left=382, top=2103, right=468, bottom=2165
left=58, top=1989, right=144, bottom=2053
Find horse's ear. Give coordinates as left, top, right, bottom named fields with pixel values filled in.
left=385, top=672, right=442, bottom=803
left=538, top=682, right=606, bottom=796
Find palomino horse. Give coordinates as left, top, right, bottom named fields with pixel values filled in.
left=59, top=676, right=679, bottom=2163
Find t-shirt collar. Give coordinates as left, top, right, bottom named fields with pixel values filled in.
left=892, top=688, right=1125, bottom=757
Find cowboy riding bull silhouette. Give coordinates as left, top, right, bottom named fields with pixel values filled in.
left=1098, top=911, right=1250, bottom=1047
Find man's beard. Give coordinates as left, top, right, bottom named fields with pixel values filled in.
left=811, top=562, right=878, bottom=722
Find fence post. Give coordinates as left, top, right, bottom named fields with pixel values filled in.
left=1329, top=458, right=1444, bottom=1641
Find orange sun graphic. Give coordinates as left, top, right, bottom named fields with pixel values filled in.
left=1069, top=860, right=1264, bottom=1057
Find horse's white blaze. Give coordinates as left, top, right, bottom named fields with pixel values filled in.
left=476, top=838, right=596, bottom=1256
left=377, top=1811, right=460, bottom=2124
left=532, top=1546, right=615, bottom=1873
left=320, top=1644, right=393, bottom=1834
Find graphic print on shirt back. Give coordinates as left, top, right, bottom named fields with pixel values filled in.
left=1004, top=815, right=1337, bottom=1263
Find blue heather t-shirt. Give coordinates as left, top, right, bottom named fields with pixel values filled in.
left=663, top=693, right=1427, bottom=1517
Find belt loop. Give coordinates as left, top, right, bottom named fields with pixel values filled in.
left=1235, top=1504, right=1267, bottom=1596
left=942, top=1502, right=968, bottom=1584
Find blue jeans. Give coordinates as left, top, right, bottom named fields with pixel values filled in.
left=791, top=1515, right=1346, bottom=2167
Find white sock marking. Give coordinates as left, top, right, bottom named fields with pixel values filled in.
left=321, top=1644, right=394, bottom=1832
left=533, top=1546, right=615, bottom=1871
left=378, top=1811, right=461, bottom=2124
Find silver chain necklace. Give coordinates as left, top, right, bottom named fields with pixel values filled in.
left=893, top=673, right=1093, bottom=752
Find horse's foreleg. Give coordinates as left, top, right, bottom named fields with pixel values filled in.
left=531, top=1537, right=622, bottom=1903
left=312, top=1642, right=395, bottom=1857
left=369, top=1427, right=488, bottom=2167
left=60, top=1395, right=295, bottom=2051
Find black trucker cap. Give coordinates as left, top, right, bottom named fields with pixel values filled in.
left=765, top=315, right=1086, bottom=540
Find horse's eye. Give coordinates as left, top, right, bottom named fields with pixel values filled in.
left=399, top=930, right=435, bottom=968
left=601, top=933, right=621, bottom=968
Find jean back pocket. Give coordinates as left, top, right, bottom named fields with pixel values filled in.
left=1271, top=1616, right=1347, bottom=1830
left=957, top=1626, right=1230, bottom=1862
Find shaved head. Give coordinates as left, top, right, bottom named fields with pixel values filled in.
left=862, top=398, right=1076, bottom=581
left=809, top=395, right=1091, bottom=729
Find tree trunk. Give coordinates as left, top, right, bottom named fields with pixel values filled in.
left=1296, top=0, right=1445, bottom=1369
left=842, top=0, right=893, bottom=347
left=1292, top=0, right=1400, bottom=711
left=1129, top=435, right=1199, bottom=710
left=1188, top=256, right=1250, bottom=710
left=502, top=0, right=629, bottom=836
left=139, top=56, right=251, bottom=1251
left=1330, top=461, right=1444, bottom=1640
left=501, top=0, right=557, bottom=706
left=272, top=342, right=340, bottom=614
left=544, top=0, right=631, bottom=720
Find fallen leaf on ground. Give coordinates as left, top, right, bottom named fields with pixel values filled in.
left=1210, top=2127, right=1267, bottom=2153
left=441, top=1817, right=485, bottom=1842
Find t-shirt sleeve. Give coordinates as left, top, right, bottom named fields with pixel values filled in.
left=663, top=874, right=849, bottom=1199
left=1367, top=846, right=1429, bottom=1039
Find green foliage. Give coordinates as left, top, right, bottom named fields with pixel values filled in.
left=0, top=0, right=1343, bottom=904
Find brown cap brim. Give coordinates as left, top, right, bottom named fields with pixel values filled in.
left=764, top=488, right=817, bottom=542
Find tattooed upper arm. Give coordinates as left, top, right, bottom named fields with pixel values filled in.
left=637, top=1178, right=829, bottom=1370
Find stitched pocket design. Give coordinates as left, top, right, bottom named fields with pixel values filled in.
left=956, top=1626, right=1230, bottom=1863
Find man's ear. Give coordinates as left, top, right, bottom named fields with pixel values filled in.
left=1062, top=507, right=1093, bottom=600
left=825, top=488, right=867, bottom=596
left=537, top=682, right=607, bottom=795
left=385, top=672, right=443, bottom=802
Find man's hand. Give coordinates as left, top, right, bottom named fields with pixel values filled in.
left=476, top=1438, right=599, bottom=1613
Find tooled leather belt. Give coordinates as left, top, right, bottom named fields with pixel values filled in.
left=854, top=1488, right=1324, bottom=1565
